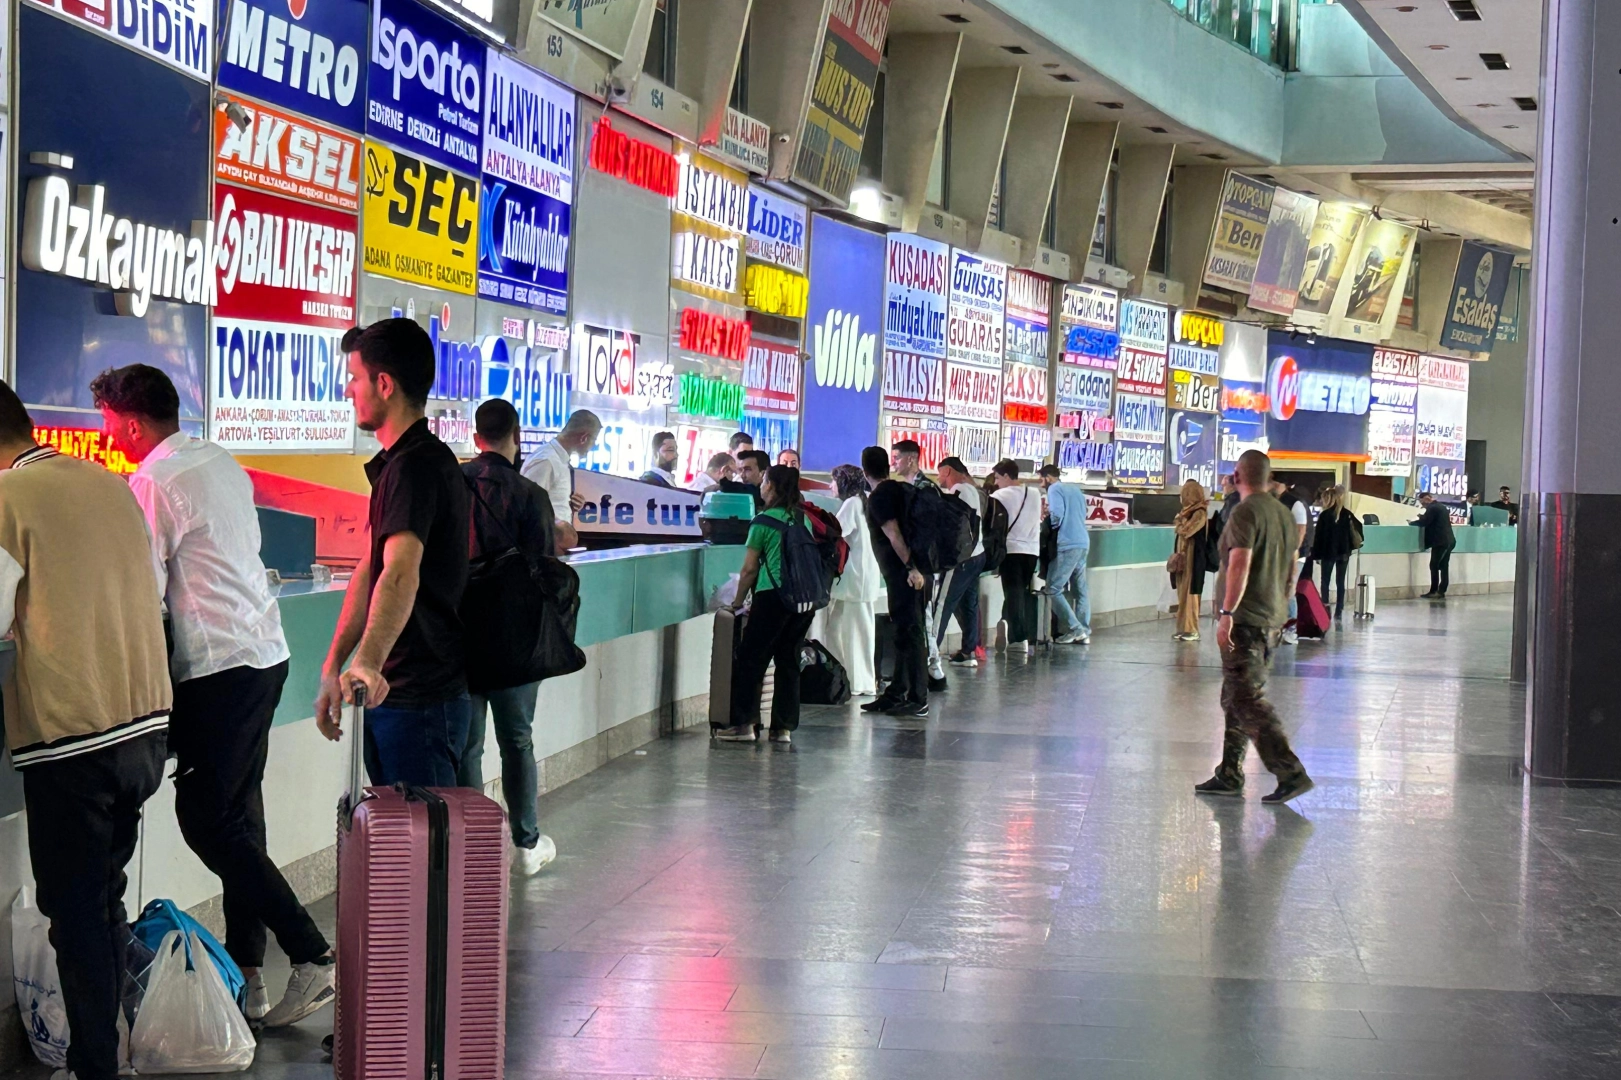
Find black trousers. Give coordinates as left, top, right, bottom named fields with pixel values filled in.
left=1429, top=543, right=1454, bottom=595
left=884, top=572, right=930, bottom=705
left=170, top=660, right=329, bottom=968
left=25, top=731, right=167, bottom=1080
left=999, top=554, right=1039, bottom=644
left=730, top=590, right=816, bottom=731
left=1319, top=557, right=1351, bottom=614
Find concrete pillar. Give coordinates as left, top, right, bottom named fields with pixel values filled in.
left=1523, top=0, right=1621, bottom=780
left=1052, top=122, right=1117, bottom=268
left=1166, top=164, right=1225, bottom=299
left=675, top=0, right=755, bottom=147
left=610, top=0, right=662, bottom=91
left=947, top=67, right=1022, bottom=250
left=1114, top=144, right=1175, bottom=293
left=882, top=33, right=962, bottom=233
left=1002, top=95, right=1073, bottom=268
left=746, top=0, right=837, bottom=179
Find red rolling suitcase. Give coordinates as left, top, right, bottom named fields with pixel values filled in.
left=1295, top=577, right=1331, bottom=639
left=334, top=688, right=509, bottom=1080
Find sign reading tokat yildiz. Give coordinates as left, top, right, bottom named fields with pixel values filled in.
left=368, top=0, right=485, bottom=173
left=214, top=184, right=357, bottom=328
left=218, top=0, right=369, bottom=131
left=29, top=0, right=211, bottom=81
left=363, top=139, right=479, bottom=295
left=215, top=92, right=361, bottom=214
left=209, top=316, right=355, bottom=450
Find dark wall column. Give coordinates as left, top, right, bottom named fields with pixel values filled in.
left=1524, top=0, right=1621, bottom=780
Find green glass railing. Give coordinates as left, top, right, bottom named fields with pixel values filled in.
left=1162, top=0, right=1301, bottom=68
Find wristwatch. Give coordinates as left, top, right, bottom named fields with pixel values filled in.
left=1218, top=609, right=1234, bottom=617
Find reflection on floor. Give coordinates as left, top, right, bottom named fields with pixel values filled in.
left=126, top=597, right=1621, bottom=1077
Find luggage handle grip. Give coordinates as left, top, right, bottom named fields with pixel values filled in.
left=343, top=683, right=367, bottom=826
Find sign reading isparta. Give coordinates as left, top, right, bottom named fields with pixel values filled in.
left=947, top=250, right=1006, bottom=369
left=215, top=93, right=361, bottom=214
left=362, top=140, right=478, bottom=295
left=368, top=0, right=485, bottom=173
left=209, top=316, right=354, bottom=450
left=30, top=0, right=211, bottom=81
left=215, top=185, right=357, bottom=328
left=219, top=0, right=368, bottom=131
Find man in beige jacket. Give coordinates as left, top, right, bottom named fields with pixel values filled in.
left=0, top=380, right=171, bottom=1080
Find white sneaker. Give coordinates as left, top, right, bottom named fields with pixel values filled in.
left=515, top=835, right=557, bottom=877
left=1281, top=628, right=1299, bottom=645
left=245, top=971, right=270, bottom=1021
left=1009, top=640, right=1030, bottom=655
left=52, top=1070, right=78, bottom=1080
left=770, top=730, right=792, bottom=744
left=1055, top=631, right=1081, bottom=644
left=1078, top=636, right=1090, bottom=645
left=261, top=959, right=336, bottom=1028
left=714, top=725, right=756, bottom=741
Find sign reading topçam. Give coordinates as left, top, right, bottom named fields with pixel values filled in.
left=362, top=139, right=478, bottom=294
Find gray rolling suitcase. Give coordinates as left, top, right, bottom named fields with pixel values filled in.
left=1354, top=551, right=1375, bottom=620
left=709, top=608, right=738, bottom=729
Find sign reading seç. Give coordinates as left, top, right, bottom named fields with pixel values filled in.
left=29, top=0, right=211, bottom=81
left=362, top=139, right=479, bottom=295
left=215, top=93, right=361, bottom=214
left=589, top=117, right=678, bottom=197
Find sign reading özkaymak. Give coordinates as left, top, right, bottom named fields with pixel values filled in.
left=362, top=139, right=479, bottom=295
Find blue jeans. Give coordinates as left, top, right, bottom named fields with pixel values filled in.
left=1043, top=546, right=1091, bottom=637
left=364, top=694, right=472, bottom=788
left=935, top=552, right=985, bottom=652
left=459, top=683, right=542, bottom=848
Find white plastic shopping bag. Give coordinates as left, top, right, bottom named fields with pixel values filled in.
left=709, top=573, right=741, bottom=612
left=1156, top=579, right=1178, bottom=615
left=11, top=887, right=69, bottom=1068
left=129, top=930, right=255, bottom=1074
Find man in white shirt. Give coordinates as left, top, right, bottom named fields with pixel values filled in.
left=521, top=409, right=600, bottom=551
left=935, top=457, right=987, bottom=666
left=690, top=452, right=735, bottom=495
left=92, top=365, right=334, bottom=1029
left=991, top=460, right=1043, bottom=653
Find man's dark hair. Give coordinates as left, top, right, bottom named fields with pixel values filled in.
left=0, top=380, right=34, bottom=443
left=347, top=319, right=436, bottom=408
left=763, top=465, right=803, bottom=511
left=88, top=364, right=180, bottom=426
left=992, top=459, right=1020, bottom=480
left=1418, top=491, right=1434, bottom=500
left=1235, top=449, right=1271, bottom=488
left=729, top=431, right=753, bottom=451
left=475, top=398, right=520, bottom=445
left=741, top=449, right=770, bottom=471
left=1038, top=464, right=1061, bottom=480
left=861, top=445, right=889, bottom=479
left=1500, top=485, right=1511, bottom=493
left=938, top=456, right=967, bottom=475
left=652, top=430, right=676, bottom=450
left=893, top=439, right=920, bottom=456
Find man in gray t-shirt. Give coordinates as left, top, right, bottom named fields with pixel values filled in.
left=1196, top=450, right=1313, bottom=804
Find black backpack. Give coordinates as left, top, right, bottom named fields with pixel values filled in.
left=754, top=511, right=832, bottom=613
left=904, top=480, right=976, bottom=574
left=798, top=640, right=851, bottom=705
left=979, top=493, right=1010, bottom=573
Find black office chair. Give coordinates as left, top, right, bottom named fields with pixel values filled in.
left=1363, top=513, right=1380, bottom=525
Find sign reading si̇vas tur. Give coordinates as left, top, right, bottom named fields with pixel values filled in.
left=363, top=139, right=479, bottom=295
left=368, top=0, right=484, bottom=174
left=794, top=0, right=890, bottom=204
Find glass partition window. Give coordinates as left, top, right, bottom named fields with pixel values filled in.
left=1163, top=0, right=1299, bottom=68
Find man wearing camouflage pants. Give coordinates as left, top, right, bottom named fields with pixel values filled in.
left=1195, top=449, right=1314, bottom=805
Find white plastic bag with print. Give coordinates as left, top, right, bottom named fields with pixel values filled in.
left=709, top=573, right=741, bottom=612
left=11, top=887, right=69, bottom=1068
left=129, top=930, right=255, bottom=1073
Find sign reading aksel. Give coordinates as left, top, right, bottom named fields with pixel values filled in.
left=215, top=92, right=361, bottom=214
left=362, top=139, right=478, bottom=295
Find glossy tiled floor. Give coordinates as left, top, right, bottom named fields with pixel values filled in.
left=201, top=597, right=1621, bottom=1076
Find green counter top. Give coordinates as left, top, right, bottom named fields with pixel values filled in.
left=1082, top=522, right=1515, bottom=568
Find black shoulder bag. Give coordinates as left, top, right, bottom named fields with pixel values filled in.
left=462, top=478, right=588, bottom=694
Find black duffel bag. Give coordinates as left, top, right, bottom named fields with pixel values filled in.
left=463, top=485, right=587, bottom=694
left=798, top=640, right=851, bottom=705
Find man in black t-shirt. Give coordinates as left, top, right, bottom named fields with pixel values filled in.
left=1488, top=485, right=1519, bottom=525
left=861, top=445, right=930, bottom=717
left=316, top=319, right=471, bottom=787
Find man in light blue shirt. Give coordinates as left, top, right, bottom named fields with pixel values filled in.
left=1039, top=464, right=1091, bottom=644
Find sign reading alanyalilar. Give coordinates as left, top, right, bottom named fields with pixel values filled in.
left=794, top=0, right=890, bottom=204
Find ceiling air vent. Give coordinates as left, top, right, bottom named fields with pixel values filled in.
left=1098, top=101, right=1125, bottom=110
left=1051, top=73, right=1077, bottom=82
left=1146, top=126, right=1168, bottom=134
left=1480, top=53, right=1510, bottom=70
left=941, top=13, right=969, bottom=23
left=1447, top=0, right=1482, bottom=21
left=1001, top=45, right=1028, bottom=55
left=1513, top=96, right=1538, bottom=111
left=1201, top=153, right=1228, bottom=161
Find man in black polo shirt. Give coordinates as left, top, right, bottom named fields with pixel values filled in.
left=315, top=319, right=471, bottom=786
left=860, top=445, right=929, bottom=718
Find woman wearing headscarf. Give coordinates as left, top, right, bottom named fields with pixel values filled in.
left=1170, top=480, right=1211, bottom=641
left=819, top=464, right=881, bottom=696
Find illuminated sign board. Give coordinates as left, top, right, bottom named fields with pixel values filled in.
left=721, top=108, right=771, bottom=175
left=947, top=250, right=1006, bottom=369
left=477, top=176, right=568, bottom=312
left=944, top=362, right=1000, bottom=424
left=575, top=324, right=639, bottom=398
left=1173, top=310, right=1224, bottom=348
left=1004, top=269, right=1051, bottom=364
left=793, top=0, right=889, bottom=203
left=367, top=0, right=484, bottom=172
left=882, top=351, right=944, bottom=417
left=1055, top=366, right=1112, bottom=415
left=214, top=92, right=361, bottom=214
left=1116, top=347, right=1167, bottom=397
left=29, top=0, right=211, bottom=80
left=33, top=426, right=136, bottom=474
left=214, top=184, right=357, bottom=328
left=743, top=339, right=800, bottom=414
left=209, top=317, right=354, bottom=450
left=1118, top=298, right=1169, bottom=352
left=361, top=140, right=478, bottom=295
left=746, top=186, right=807, bottom=273
left=672, top=232, right=740, bottom=295
left=744, top=263, right=808, bottom=318
left=676, top=371, right=745, bottom=422
left=219, top=0, right=368, bottom=130
left=588, top=117, right=678, bottom=198
left=678, top=308, right=750, bottom=363
left=1170, top=369, right=1221, bottom=414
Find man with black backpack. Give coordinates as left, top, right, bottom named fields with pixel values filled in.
left=860, top=446, right=931, bottom=718
left=460, top=399, right=558, bottom=876
left=893, top=440, right=951, bottom=692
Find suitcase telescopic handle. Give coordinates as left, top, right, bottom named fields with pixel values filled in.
left=345, top=683, right=367, bottom=820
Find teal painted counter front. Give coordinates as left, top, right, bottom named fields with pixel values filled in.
left=1082, top=522, right=1516, bottom=569
left=271, top=545, right=747, bottom=728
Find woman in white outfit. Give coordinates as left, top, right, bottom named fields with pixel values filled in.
left=820, top=465, right=881, bottom=696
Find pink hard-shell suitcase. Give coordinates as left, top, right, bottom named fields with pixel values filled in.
left=333, top=687, right=509, bottom=1080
